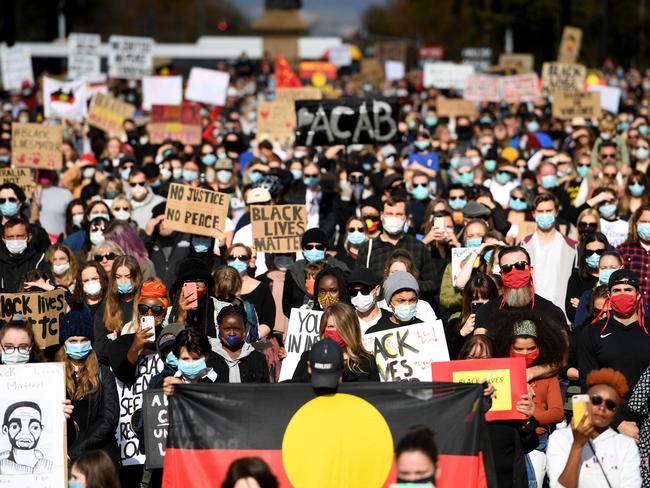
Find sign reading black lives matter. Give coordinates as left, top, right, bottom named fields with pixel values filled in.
left=143, top=389, right=168, bottom=469
left=251, top=204, right=306, bottom=253
left=294, top=98, right=399, bottom=146
left=164, top=183, right=230, bottom=238
left=278, top=308, right=324, bottom=381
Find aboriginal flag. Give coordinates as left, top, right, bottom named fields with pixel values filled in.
left=162, top=382, right=496, bottom=488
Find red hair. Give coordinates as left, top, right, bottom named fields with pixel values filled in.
left=586, top=368, right=629, bottom=397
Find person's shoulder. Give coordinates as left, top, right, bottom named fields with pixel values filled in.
left=548, top=426, right=573, bottom=447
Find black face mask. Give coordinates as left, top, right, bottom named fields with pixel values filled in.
left=396, top=474, right=436, bottom=485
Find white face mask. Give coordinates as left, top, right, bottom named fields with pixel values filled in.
left=351, top=292, right=375, bottom=313
left=52, top=263, right=70, bottom=276
left=131, top=185, right=147, bottom=200
left=382, top=216, right=405, bottom=235
left=216, top=170, right=233, bottom=184
left=1, top=349, right=30, bottom=365
left=72, top=214, right=84, bottom=227
left=83, top=280, right=102, bottom=296
left=113, top=209, right=130, bottom=221
left=160, top=167, right=172, bottom=181
left=89, top=230, right=104, bottom=245
left=172, top=168, right=183, bottom=180
left=82, top=167, right=95, bottom=179
left=5, top=239, right=27, bottom=255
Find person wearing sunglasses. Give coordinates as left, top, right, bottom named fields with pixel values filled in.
left=346, top=267, right=388, bottom=334
left=0, top=217, right=50, bottom=293
left=548, top=368, right=641, bottom=488
left=89, top=240, right=124, bottom=276
left=575, top=208, right=601, bottom=242
left=127, top=169, right=165, bottom=231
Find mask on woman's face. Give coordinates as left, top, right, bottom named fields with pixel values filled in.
left=1, top=348, right=30, bottom=365
left=318, top=292, right=339, bottom=309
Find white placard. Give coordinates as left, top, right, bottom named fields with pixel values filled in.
left=108, top=35, right=154, bottom=80
left=385, top=60, right=405, bottom=81
left=451, top=247, right=476, bottom=288
left=423, top=62, right=475, bottom=89
left=43, top=77, right=89, bottom=121
left=0, top=45, right=34, bottom=91
left=185, top=67, right=230, bottom=106
left=142, top=76, right=183, bottom=111
left=278, top=308, right=323, bottom=382
left=589, top=85, right=622, bottom=114
left=329, top=45, right=352, bottom=67
left=67, top=33, right=101, bottom=79
left=0, top=363, right=66, bottom=487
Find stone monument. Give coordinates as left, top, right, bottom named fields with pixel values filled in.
left=253, top=0, right=309, bottom=65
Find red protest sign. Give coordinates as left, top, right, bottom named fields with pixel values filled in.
left=149, top=103, right=202, bottom=144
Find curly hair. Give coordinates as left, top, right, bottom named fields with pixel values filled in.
left=586, top=368, right=629, bottom=398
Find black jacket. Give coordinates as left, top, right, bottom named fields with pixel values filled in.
left=145, top=232, right=192, bottom=289
left=0, top=243, right=50, bottom=292
left=209, top=349, right=270, bottom=383
left=287, top=183, right=340, bottom=246
left=291, top=350, right=380, bottom=383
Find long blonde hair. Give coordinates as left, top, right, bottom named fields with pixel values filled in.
left=44, top=243, right=78, bottom=288
left=319, top=303, right=373, bottom=374
left=55, top=347, right=100, bottom=400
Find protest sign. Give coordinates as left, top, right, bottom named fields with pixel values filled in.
left=418, top=45, right=444, bottom=61
left=0, top=363, right=66, bottom=487
left=436, top=98, right=477, bottom=119
left=143, top=389, right=168, bottom=469
left=275, top=86, right=322, bottom=103
left=558, top=26, right=583, bottom=64
left=375, top=41, right=408, bottom=65
left=149, top=104, right=202, bottom=144
left=500, top=73, right=541, bottom=103
left=463, top=74, right=501, bottom=102
left=298, top=61, right=337, bottom=84
left=164, top=183, right=230, bottom=237
left=116, top=354, right=163, bottom=466
left=142, top=76, right=183, bottom=111
left=362, top=321, right=449, bottom=381
left=67, top=33, right=101, bottom=79
left=0, top=289, right=67, bottom=348
left=423, top=62, right=475, bottom=89
left=0, top=168, right=34, bottom=198
left=451, top=248, right=476, bottom=288
left=11, top=123, right=62, bottom=170
left=43, top=77, right=89, bottom=121
left=277, top=308, right=324, bottom=382
left=250, top=204, right=306, bottom=253
left=541, top=62, right=586, bottom=96
left=552, top=91, right=601, bottom=119
left=589, top=85, right=621, bottom=114
left=431, top=357, right=527, bottom=420
left=329, top=45, right=352, bottom=67
left=498, top=53, right=534, bottom=73
left=0, top=45, right=34, bottom=91
left=294, top=98, right=399, bottom=146
left=108, top=35, right=154, bottom=80
left=257, top=101, right=296, bottom=143
left=88, top=93, right=136, bottom=135
left=185, top=67, right=230, bottom=106
left=384, top=60, right=405, bottom=81
left=461, top=47, right=492, bottom=72
left=351, top=58, right=385, bottom=88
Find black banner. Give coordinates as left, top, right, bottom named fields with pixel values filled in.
left=143, top=389, right=168, bottom=469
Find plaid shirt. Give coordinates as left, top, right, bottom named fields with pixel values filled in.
left=617, top=242, right=650, bottom=297
left=356, top=234, right=435, bottom=294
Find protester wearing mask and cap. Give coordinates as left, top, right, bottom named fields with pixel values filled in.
left=367, top=271, right=422, bottom=333
left=347, top=267, right=390, bottom=333
left=0, top=217, right=50, bottom=293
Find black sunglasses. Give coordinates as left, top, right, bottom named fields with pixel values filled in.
left=304, top=244, right=325, bottom=251
left=130, top=181, right=146, bottom=187
left=578, top=222, right=597, bottom=230
left=585, top=249, right=604, bottom=257
left=511, top=197, right=526, bottom=203
left=227, top=255, right=249, bottom=262
left=449, top=196, right=466, bottom=201
left=501, top=261, right=529, bottom=274
left=348, top=287, right=371, bottom=297
left=94, top=252, right=116, bottom=262
left=413, top=183, right=428, bottom=189
left=138, top=304, right=166, bottom=315
left=590, top=394, right=618, bottom=412
left=0, top=197, right=18, bottom=204
left=347, top=227, right=365, bottom=233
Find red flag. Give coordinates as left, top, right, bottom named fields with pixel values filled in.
left=275, top=53, right=301, bottom=88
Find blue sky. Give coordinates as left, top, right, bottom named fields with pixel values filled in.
left=234, top=0, right=380, bottom=36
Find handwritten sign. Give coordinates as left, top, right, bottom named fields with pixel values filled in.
left=278, top=308, right=324, bottom=382
left=498, top=53, right=534, bottom=73
left=149, top=104, right=202, bottom=145
left=558, top=26, right=583, bottom=64
left=275, top=87, right=322, bottom=103
left=362, top=321, right=449, bottom=382
left=552, top=91, right=601, bottom=119
left=108, top=35, right=154, bottom=80
left=431, top=357, right=527, bottom=420
left=257, top=101, right=295, bottom=143
left=143, top=389, right=168, bottom=469
left=68, top=33, right=101, bottom=79
left=164, top=183, right=230, bottom=237
left=541, top=62, right=586, bottom=97
left=436, top=98, right=477, bottom=119
left=250, top=204, right=306, bottom=253
left=464, top=75, right=501, bottom=102
left=11, top=123, right=63, bottom=170
left=423, top=62, right=475, bottom=89
left=88, top=93, right=136, bottom=135
left=0, top=168, right=34, bottom=198
left=0, top=45, right=34, bottom=91
left=451, top=248, right=476, bottom=288
left=500, top=73, right=540, bottom=103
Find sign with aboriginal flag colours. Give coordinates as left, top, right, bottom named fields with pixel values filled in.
left=251, top=204, right=306, bottom=253
left=162, top=382, right=495, bottom=488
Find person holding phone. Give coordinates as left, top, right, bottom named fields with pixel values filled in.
left=547, top=368, right=641, bottom=487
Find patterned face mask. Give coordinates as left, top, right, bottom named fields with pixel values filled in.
left=317, top=292, right=339, bottom=309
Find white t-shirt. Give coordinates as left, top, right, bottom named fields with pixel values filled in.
left=484, top=178, right=518, bottom=208
left=529, top=231, right=573, bottom=314
left=600, top=218, right=629, bottom=248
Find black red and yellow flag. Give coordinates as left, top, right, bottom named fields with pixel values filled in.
left=162, top=382, right=495, bottom=488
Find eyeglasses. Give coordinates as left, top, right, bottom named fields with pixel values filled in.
left=94, top=252, right=116, bottom=262
left=348, top=287, right=371, bottom=297
left=578, top=222, right=597, bottom=230
left=501, top=261, right=529, bottom=274
left=1, top=345, right=31, bottom=354
left=585, top=249, right=604, bottom=257
left=590, top=394, right=618, bottom=411
left=138, top=304, right=166, bottom=315
left=449, top=195, right=466, bottom=201
left=304, top=244, right=325, bottom=251
left=347, top=227, right=365, bottom=233
left=227, top=255, right=249, bottom=262
left=578, top=163, right=591, bottom=168
left=0, top=197, right=18, bottom=204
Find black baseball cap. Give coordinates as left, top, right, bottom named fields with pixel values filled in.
left=309, top=338, right=344, bottom=389
left=347, top=267, right=380, bottom=289
left=608, top=269, right=640, bottom=290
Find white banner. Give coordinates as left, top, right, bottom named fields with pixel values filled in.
left=0, top=45, right=34, bottom=91
left=185, top=67, right=230, bottom=106
left=423, top=62, right=474, bottom=89
left=43, top=77, right=89, bottom=121
left=67, top=33, right=101, bottom=80
left=278, top=308, right=323, bottom=382
left=108, top=35, right=154, bottom=80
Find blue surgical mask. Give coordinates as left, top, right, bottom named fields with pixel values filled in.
left=526, top=121, right=540, bottom=133
left=0, top=155, right=10, bottom=164
left=599, top=204, right=617, bottom=219
left=304, top=249, right=325, bottom=263
left=414, top=140, right=430, bottom=151
left=303, top=176, right=320, bottom=187
left=599, top=267, right=618, bottom=285
left=166, top=351, right=179, bottom=369
left=68, top=480, right=84, bottom=488
left=192, top=236, right=212, bottom=253
left=202, top=154, right=217, bottom=166
left=117, top=281, right=133, bottom=294
left=629, top=183, right=645, bottom=197
left=640, top=125, right=649, bottom=136
left=459, top=172, right=474, bottom=186
left=0, top=201, right=18, bottom=217
left=178, top=358, right=207, bottom=379
left=535, top=214, right=556, bottom=230
left=617, top=122, right=629, bottom=132
left=291, top=169, right=303, bottom=181
left=484, top=160, right=497, bottom=172
left=228, top=260, right=248, bottom=274
left=120, top=168, right=131, bottom=180
left=65, top=341, right=92, bottom=360
left=182, top=170, right=199, bottom=182
left=484, top=249, right=494, bottom=264
left=450, top=157, right=460, bottom=169
left=577, top=166, right=589, bottom=178
left=541, top=174, right=557, bottom=189
left=412, top=185, right=429, bottom=201
left=585, top=253, right=601, bottom=269
left=394, top=303, right=417, bottom=322
left=638, top=223, right=650, bottom=241
left=347, top=231, right=366, bottom=245
left=425, top=116, right=438, bottom=126
left=495, top=172, right=512, bottom=184
left=449, top=198, right=467, bottom=210
left=509, top=198, right=527, bottom=211
left=249, top=171, right=263, bottom=183
left=466, top=238, right=482, bottom=248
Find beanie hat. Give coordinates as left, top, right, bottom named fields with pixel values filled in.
left=140, top=280, right=170, bottom=308
left=59, top=302, right=94, bottom=344
left=301, top=228, right=328, bottom=249
left=383, top=271, right=419, bottom=304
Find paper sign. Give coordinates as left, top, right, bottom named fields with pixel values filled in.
left=385, top=60, right=405, bottom=81
left=498, top=53, right=535, bottom=73
left=462, top=47, right=492, bottom=73
left=11, top=123, right=63, bottom=170
left=451, top=248, right=476, bottom=288
left=552, top=91, right=601, bottom=119
left=88, top=93, right=136, bottom=135
left=423, top=62, right=475, bottom=89
left=142, top=76, right=183, bottom=111
left=68, top=33, right=101, bottom=79
left=108, top=35, right=154, bottom=79
left=464, top=75, right=501, bottom=102
left=185, top=67, right=230, bottom=106
left=0, top=289, right=66, bottom=348
left=0, top=168, right=34, bottom=198
left=164, top=183, right=230, bottom=237
left=589, top=85, right=621, bottom=114
left=431, top=357, right=527, bottom=420
left=275, top=87, right=322, bottom=103
left=278, top=308, right=324, bottom=382
left=558, top=26, right=583, bottom=64
left=329, top=45, right=352, bottom=67
left=0, top=45, right=34, bottom=90
left=143, top=389, right=168, bottom=469
left=541, top=62, right=586, bottom=96
left=436, top=98, right=477, bottom=119
left=0, top=363, right=66, bottom=487
left=500, top=73, right=541, bottom=103
left=43, top=77, right=89, bottom=121
left=362, top=321, right=449, bottom=382
left=257, top=101, right=295, bottom=143
left=251, top=204, right=306, bottom=253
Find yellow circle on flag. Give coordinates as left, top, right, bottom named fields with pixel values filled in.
left=282, top=393, right=394, bottom=488
left=311, top=72, right=327, bottom=87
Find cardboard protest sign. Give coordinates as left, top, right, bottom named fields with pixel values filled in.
left=423, top=62, right=475, bottom=89
left=431, top=357, right=527, bottom=420
left=142, top=76, right=183, bottom=111
left=0, top=168, right=34, bottom=198
left=558, top=26, right=583, bottom=64
left=552, top=91, right=601, bottom=119
left=257, top=101, right=296, bottom=143
left=362, top=321, right=449, bottom=381
left=108, top=35, right=154, bottom=79
left=116, top=354, right=163, bottom=466
left=0, top=363, right=66, bottom=487
left=0, top=289, right=66, bottom=348
left=589, top=85, right=621, bottom=114
left=461, top=47, right=492, bottom=72
left=541, top=62, right=586, bottom=96
left=278, top=308, right=324, bottom=382
left=43, top=77, right=89, bottom=121
left=164, top=183, right=230, bottom=237
left=294, top=98, right=400, bottom=146
left=143, top=389, right=168, bottom=469
left=498, top=53, right=534, bottom=73
left=0, top=45, right=34, bottom=91
left=463, top=74, right=501, bottom=102
left=361, top=58, right=385, bottom=86
left=250, top=204, right=306, bottom=253
left=275, top=87, right=322, bottom=103
left=149, top=104, right=202, bottom=145
left=88, top=93, right=136, bottom=135
left=500, top=73, right=541, bottom=103
left=185, top=67, right=230, bottom=106
left=375, top=41, right=408, bottom=65
left=67, top=33, right=101, bottom=79
left=451, top=248, right=477, bottom=288
left=436, top=98, right=477, bottom=119
left=11, top=123, right=63, bottom=170
left=384, top=60, right=405, bottom=81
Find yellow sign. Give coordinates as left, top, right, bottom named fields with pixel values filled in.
left=453, top=368, right=512, bottom=411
